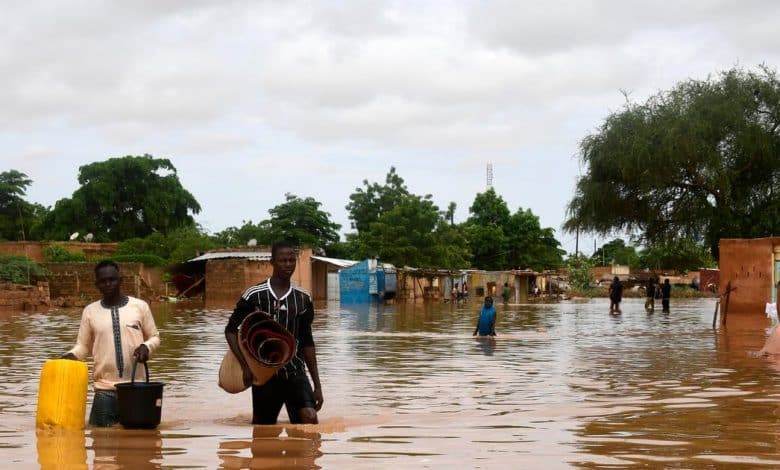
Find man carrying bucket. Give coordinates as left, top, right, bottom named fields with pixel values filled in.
left=225, top=240, right=323, bottom=425
left=62, top=260, right=160, bottom=427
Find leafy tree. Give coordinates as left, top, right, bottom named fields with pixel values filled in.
left=505, top=208, right=565, bottom=271
left=117, top=226, right=217, bottom=265
left=638, top=238, right=716, bottom=272
left=351, top=194, right=441, bottom=267
left=465, top=188, right=511, bottom=270
left=565, top=66, right=780, bottom=259
left=212, top=220, right=272, bottom=247
left=0, top=170, right=47, bottom=241
left=265, top=193, right=341, bottom=251
left=35, top=155, right=201, bottom=241
left=465, top=189, right=563, bottom=271
left=346, top=167, right=410, bottom=233
left=591, top=239, right=640, bottom=268
left=565, top=255, right=596, bottom=290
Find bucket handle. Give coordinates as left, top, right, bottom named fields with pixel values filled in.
left=130, top=359, right=150, bottom=384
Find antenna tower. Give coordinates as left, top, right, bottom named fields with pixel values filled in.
left=486, top=163, right=493, bottom=189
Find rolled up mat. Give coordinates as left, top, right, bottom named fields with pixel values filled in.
left=218, top=349, right=248, bottom=394
left=218, top=312, right=297, bottom=393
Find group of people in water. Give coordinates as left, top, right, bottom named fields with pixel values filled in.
left=60, top=240, right=322, bottom=427
left=609, top=276, right=672, bottom=315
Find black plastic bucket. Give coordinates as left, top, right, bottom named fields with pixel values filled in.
left=115, top=361, right=164, bottom=429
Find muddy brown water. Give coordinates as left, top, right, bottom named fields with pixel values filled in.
left=2, top=298, right=780, bottom=469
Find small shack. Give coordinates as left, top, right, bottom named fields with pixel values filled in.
left=339, top=259, right=396, bottom=303
left=719, top=237, right=780, bottom=314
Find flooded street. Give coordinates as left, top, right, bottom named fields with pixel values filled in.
left=3, top=298, right=780, bottom=468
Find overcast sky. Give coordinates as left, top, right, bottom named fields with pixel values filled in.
left=2, top=1, right=779, bottom=255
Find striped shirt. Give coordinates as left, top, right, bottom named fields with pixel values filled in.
left=226, top=279, right=315, bottom=376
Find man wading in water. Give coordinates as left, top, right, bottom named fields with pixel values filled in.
left=225, top=240, right=323, bottom=424
left=62, top=260, right=160, bottom=427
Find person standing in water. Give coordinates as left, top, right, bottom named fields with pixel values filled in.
left=501, top=282, right=511, bottom=304
left=61, top=260, right=160, bottom=427
left=473, top=296, right=497, bottom=336
left=644, top=277, right=656, bottom=312
left=609, top=276, right=623, bottom=314
left=661, top=278, right=672, bottom=313
left=225, top=240, right=323, bottom=425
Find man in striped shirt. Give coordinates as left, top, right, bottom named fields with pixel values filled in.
left=225, top=240, right=323, bottom=424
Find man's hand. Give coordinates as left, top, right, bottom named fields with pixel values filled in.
left=133, top=344, right=150, bottom=363
left=60, top=352, right=77, bottom=360
left=313, top=388, right=324, bottom=411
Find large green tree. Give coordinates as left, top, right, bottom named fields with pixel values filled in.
left=264, top=193, right=341, bottom=252
left=505, top=208, right=565, bottom=271
left=592, top=238, right=640, bottom=268
left=565, top=66, right=780, bottom=259
left=345, top=167, right=409, bottom=233
left=465, top=188, right=510, bottom=270
left=0, top=170, right=47, bottom=241
left=35, top=155, right=201, bottom=241
left=465, top=189, right=564, bottom=271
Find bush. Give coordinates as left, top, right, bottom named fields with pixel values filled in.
left=108, top=254, right=167, bottom=267
left=43, top=244, right=88, bottom=262
left=0, top=255, right=48, bottom=285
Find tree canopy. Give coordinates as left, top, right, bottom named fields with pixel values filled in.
left=34, top=155, right=201, bottom=241
left=565, top=66, right=780, bottom=259
left=0, top=170, right=46, bottom=241
left=213, top=193, right=341, bottom=253
left=466, top=188, right=564, bottom=271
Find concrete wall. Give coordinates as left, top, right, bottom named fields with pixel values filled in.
left=0, top=282, right=50, bottom=311
left=0, top=241, right=118, bottom=262
left=719, top=238, right=780, bottom=314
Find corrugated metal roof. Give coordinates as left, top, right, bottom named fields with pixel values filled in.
left=188, top=251, right=271, bottom=262
left=311, top=255, right=358, bottom=268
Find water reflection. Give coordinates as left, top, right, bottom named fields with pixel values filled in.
left=474, top=337, right=496, bottom=356
left=218, top=425, right=322, bottom=469
left=90, top=428, right=162, bottom=469
left=36, top=430, right=87, bottom=469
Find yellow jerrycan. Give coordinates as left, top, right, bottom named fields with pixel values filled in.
left=36, top=359, right=88, bottom=430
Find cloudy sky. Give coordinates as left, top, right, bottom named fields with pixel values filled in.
left=2, top=1, right=779, bottom=254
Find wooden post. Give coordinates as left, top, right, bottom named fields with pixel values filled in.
left=721, top=280, right=734, bottom=326
left=712, top=300, right=720, bottom=328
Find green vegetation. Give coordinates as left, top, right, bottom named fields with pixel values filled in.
left=0, top=255, right=47, bottom=285
left=43, top=244, right=87, bottom=262
left=565, top=66, right=780, bottom=260
left=0, top=170, right=47, bottom=241
left=33, top=155, right=201, bottom=242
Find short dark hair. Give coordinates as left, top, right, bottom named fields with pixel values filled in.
left=271, top=240, right=297, bottom=259
left=94, top=259, right=119, bottom=276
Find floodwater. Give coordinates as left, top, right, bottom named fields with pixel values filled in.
left=3, top=298, right=780, bottom=468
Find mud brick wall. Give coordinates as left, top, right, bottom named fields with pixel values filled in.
left=204, top=252, right=314, bottom=309
left=43, top=262, right=160, bottom=303
left=0, top=241, right=118, bottom=262
left=719, top=238, right=779, bottom=314
left=699, top=268, right=720, bottom=292
left=0, top=282, right=50, bottom=311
